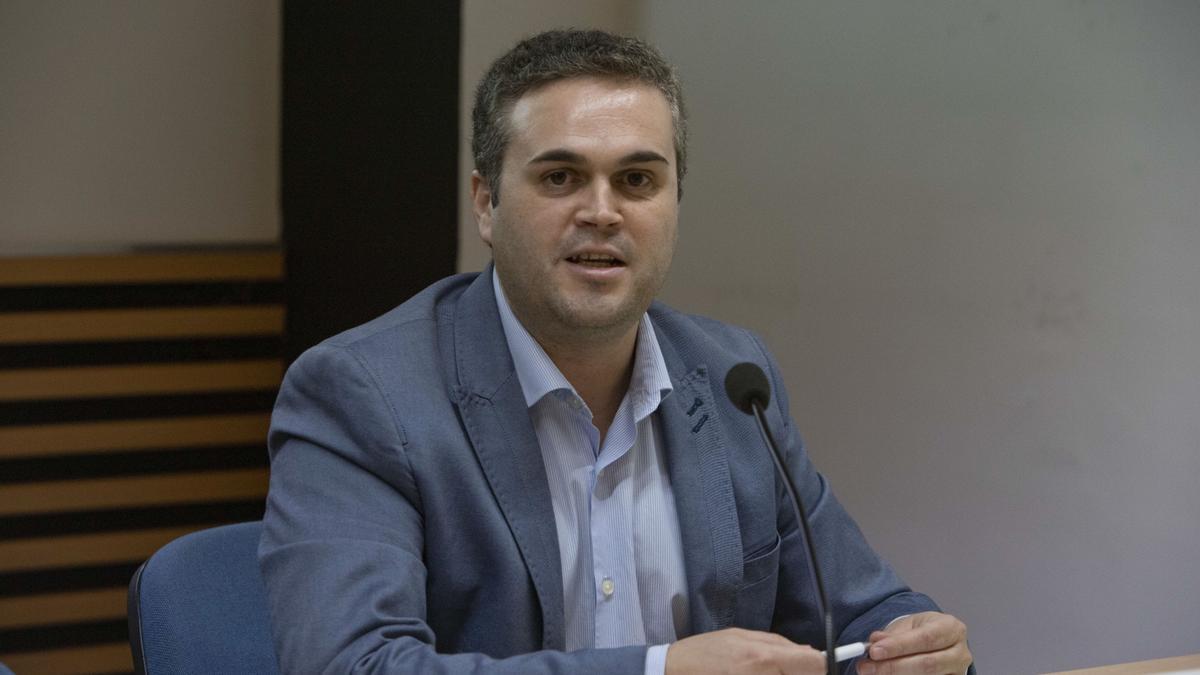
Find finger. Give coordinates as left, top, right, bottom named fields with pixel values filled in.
left=732, top=627, right=814, bottom=651
left=857, top=641, right=972, bottom=675
left=868, top=615, right=965, bottom=661
left=729, top=632, right=822, bottom=673
left=771, top=642, right=824, bottom=675
left=870, top=628, right=896, bottom=643
left=719, top=629, right=826, bottom=674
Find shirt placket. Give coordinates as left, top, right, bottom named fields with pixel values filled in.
left=588, top=396, right=643, bottom=649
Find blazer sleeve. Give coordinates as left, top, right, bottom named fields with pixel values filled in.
left=746, top=335, right=943, bottom=660
left=258, top=344, right=646, bottom=674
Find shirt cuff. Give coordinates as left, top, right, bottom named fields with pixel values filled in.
left=644, top=643, right=669, bottom=675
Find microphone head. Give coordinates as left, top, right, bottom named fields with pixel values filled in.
left=724, top=362, right=771, bottom=415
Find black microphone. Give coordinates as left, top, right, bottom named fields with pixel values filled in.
left=725, top=362, right=837, bottom=675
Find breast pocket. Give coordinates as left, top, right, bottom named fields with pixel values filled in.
left=733, top=533, right=781, bottom=630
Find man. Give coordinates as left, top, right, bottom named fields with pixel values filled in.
left=260, top=29, right=973, bottom=674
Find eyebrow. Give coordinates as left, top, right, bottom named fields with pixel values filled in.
left=527, top=148, right=670, bottom=166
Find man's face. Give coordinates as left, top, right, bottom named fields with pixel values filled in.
left=472, top=77, right=679, bottom=347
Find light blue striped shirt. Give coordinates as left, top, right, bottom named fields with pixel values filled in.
left=493, top=272, right=688, bottom=674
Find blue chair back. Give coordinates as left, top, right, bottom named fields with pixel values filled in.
left=128, top=521, right=280, bottom=675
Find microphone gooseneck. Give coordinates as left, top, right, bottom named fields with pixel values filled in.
left=725, top=362, right=838, bottom=675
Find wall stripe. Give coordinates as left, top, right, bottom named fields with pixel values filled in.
left=0, top=391, right=278, bottom=426
left=0, top=444, right=268, bottom=484
left=0, top=250, right=282, bottom=286
left=0, top=468, right=270, bottom=516
left=0, top=413, right=270, bottom=458
left=0, top=306, right=285, bottom=343
left=0, top=359, right=283, bottom=401
left=0, top=501, right=266, bottom=540
left=0, top=619, right=127, bottom=653
left=0, top=336, right=282, bottom=369
left=0, top=281, right=284, bottom=312
left=0, top=526, right=208, bottom=573
left=1, top=642, right=132, bottom=675
left=0, top=563, right=141, bottom=599
left=0, top=588, right=128, bottom=629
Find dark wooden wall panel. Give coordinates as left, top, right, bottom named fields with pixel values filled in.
left=282, top=2, right=461, bottom=362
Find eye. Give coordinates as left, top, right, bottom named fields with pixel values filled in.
left=621, top=170, right=655, bottom=190
left=541, top=169, right=582, bottom=190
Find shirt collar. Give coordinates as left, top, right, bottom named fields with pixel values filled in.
left=493, top=269, right=673, bottom=418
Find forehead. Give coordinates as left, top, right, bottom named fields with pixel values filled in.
left=504, top=77, right=674, bottom=163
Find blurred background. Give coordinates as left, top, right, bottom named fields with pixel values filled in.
left=2, top=2, right=1197, bottom=673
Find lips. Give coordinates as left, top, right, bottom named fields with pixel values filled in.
left=566, top=252, right=625, bottom=268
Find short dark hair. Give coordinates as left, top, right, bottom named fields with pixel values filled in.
left=471, top=29, right=688, bottom=204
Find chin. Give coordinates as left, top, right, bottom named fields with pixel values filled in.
left=557, top=300, right=645, bottom=333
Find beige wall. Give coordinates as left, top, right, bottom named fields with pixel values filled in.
left=645, top=3, right=1200, bottom=673
left=463, top=2, right=1200, bottom=673
left=0, top=0, right=280, bottom=254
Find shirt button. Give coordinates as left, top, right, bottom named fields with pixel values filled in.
left=570, top=398, right=583, bottom=410
left=600, top=577, right=615, bottom=598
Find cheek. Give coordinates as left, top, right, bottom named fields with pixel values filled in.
left=491, top=217, right=552, bottom=265
left=500, top=206, right=563, bottom=249
left=638, top=208, right=678, bottom=252
left=648, top=221, right=679, bottom=274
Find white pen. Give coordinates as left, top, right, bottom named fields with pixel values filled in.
left=823, top=641, right=869, bottom=663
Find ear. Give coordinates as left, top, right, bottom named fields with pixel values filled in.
left=471, top=170, right=494, bottom=247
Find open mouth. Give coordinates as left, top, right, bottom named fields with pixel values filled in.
left=566, top=253, right=625, bottom=268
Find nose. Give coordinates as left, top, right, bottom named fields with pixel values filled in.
left=576, top=182, right=623, bottom=229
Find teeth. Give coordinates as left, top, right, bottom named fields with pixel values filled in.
left=573, top=253, right=617, bottom=263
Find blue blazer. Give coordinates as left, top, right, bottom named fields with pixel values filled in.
left=259, top=269, right=938, bottom=673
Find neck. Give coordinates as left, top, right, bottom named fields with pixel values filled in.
left=536, top=324, right=639, bottom=442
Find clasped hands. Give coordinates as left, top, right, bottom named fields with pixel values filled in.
left=665, top=611, right=971, bottom=675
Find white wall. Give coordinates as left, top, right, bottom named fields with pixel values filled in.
left=0, top=1, right=280, bottom=254
left=638, top=2, right=1200, bottom=673
left=464, top=2, right=1200, bottom=673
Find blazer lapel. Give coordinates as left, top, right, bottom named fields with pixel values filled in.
left=449, top=270, right=565, bottom=650
left=657, top=355, right=743, bottom=635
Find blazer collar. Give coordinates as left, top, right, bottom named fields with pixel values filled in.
left=450, top=267, right=566, bottom=649
left=450, top=265, right=522, bottom=399
left=653, top=322, right=744, bottom=635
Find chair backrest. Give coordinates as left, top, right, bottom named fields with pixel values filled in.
left=128, top=521, right=280, bottom=675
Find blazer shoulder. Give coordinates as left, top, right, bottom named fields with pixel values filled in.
left=284, top=272, right=481, bottom=391
left=648, top=301, right=774, bottom=373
